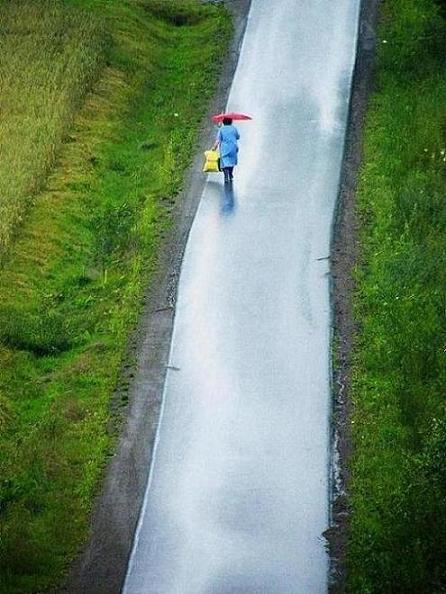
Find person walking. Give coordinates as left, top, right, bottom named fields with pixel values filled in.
left=212, top=117, right=240, bottom=183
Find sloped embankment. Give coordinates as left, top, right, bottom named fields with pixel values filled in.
left=0, top=2, right=230, bottom=593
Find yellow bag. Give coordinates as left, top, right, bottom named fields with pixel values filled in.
left=203, top=149, right=220, bottom=173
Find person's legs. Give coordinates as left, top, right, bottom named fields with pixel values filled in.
left=223, top=168, right=230, bottom=183
left=228, top=167, right=234, bottom=181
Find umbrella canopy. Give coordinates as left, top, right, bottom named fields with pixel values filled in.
left=212, top=111, right=252, bottom=124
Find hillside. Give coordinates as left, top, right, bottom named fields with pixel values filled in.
left=0, top=1, right=230, bottom=592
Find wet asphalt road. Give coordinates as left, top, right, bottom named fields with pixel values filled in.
left=123, top=1, right=360, bottom=592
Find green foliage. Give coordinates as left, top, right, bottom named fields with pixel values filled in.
left=347, top=0, right=446, bottom=591
left=0, top=1, right=231, bottom=592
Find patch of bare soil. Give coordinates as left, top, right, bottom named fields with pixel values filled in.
left=327, top=1, right=380, bottom=592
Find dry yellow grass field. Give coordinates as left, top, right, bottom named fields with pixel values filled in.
left=0, top=1, right=103, bottom=249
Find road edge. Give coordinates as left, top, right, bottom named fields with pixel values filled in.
left=327, top=0, right=380, bottom=591
left=62, top=2, right=252, bottom=593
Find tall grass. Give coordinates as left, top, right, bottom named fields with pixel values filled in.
left=347, top=0, right=446, bottom=591
left=0, top=1, right=104, bottom=249
left=0, top=1, right=231, bottom=593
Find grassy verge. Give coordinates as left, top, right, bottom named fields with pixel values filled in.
left=347, top=1, right=446, bottom=592
left=0, top=1, right=231, bottom=592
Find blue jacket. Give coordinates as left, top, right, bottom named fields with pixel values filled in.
left=218, top=124, right=240, bottom=168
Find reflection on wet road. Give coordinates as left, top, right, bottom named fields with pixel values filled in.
left=123, top=0, right=360, bottom=592
left=220, top=182, right=236, bottom=216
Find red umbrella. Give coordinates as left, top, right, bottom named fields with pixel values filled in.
left=212, top=111, right=252, bottom=124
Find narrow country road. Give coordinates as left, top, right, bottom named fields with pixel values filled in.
left=123, top=1, right=360, bottom=592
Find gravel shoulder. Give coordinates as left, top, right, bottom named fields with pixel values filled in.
left=62, top=2, right=251, bottom=593
left=327, top=0, right=380, bottom=591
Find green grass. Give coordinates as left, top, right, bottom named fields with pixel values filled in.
left=0, top=1, right=231, bottom=592
left=347, top=1, right=446, bottom=592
